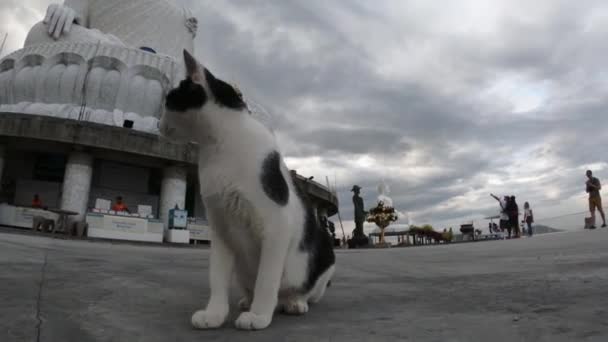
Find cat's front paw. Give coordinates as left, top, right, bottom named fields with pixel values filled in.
left=191, top=309, right=227, bottom=329
left=234, top=311, right=272, bottom=330
left=238, top=296, right=251, bottom=311
left=281, top=299, right=309, bottom=315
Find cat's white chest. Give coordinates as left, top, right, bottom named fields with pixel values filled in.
left=203, top=185, right=264, bottom=247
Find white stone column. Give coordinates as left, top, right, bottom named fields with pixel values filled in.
left=0, top=145, right=5, bottom=191
left=317, top=206, right=328, bottom=220
left=61, top=152, right=93, bottom=222
left=160, top=165, right=187, bottom=228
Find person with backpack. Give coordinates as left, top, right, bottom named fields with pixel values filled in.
left=523, top=202, right=534, bottom=237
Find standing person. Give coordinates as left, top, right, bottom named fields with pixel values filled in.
left=491, top=194, right=510, bottom=237
left=507, top=196, right=520, bottom=238
left=586, top=170, right=606, bottom=228
left=523, top=202, right=534, bottom=236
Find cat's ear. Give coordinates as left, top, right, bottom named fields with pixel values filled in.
left=183, top=49, right=202, bottom=82
left=203, top=68, right=246, bottom=110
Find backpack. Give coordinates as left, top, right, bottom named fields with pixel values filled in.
left=526, top=209, right=534, bottom=223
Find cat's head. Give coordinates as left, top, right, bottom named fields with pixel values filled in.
left=160, top=49, right=247, bottom=143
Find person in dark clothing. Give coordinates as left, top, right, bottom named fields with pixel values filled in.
left=586, top=170, right=606, bottom=228
left=507, top=196, right=520, bottom=238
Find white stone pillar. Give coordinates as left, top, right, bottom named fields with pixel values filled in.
left=160, top=165, right=187, bottom=228
left=0, top=145, right=5, bottom=191
left=61, top=152, right=93, bottom=222
left=317, top=206, right=328, bottom=220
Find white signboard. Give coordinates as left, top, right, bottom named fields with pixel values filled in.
left=103, top=215, right=147, bottom=234
left=189, top=223, right=211, bottom=241
left=11, top=206, right=56, bottom=228
left=87, top=213, right=163, bottom=243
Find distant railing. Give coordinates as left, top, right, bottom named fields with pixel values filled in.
left=455, top=209, right=592, bottom=234
left=533, top=211, right=589, bottom=231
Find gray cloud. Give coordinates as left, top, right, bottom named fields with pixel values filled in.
left=3, top=0, right=608, bottom=230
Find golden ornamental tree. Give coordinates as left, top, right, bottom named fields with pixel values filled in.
left=366, top=201, right=398, bottom=244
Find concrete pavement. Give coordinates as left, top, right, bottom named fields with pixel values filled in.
left=1, top=229, right=608, bottom=341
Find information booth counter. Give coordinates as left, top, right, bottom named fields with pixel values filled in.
left=0, top=203, right=58, bottom=228
left=86, top=212, right=164, bottom=243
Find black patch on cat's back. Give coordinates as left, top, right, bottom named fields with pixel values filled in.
left=300, top=204, right=335, bottom=292
left=165, top=77, right=207, bottom=112
left=260, top=151, right=289, bottom=206
left=204, top=68, right=246, bottom=110
left=291, top=178, right=335, bottom=292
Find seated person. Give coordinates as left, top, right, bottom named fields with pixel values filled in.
left=32, top=194, right=43, bottom=208
left=111, top=196, right=130, bottom=213
left=24, top=0, right=198, bottom=60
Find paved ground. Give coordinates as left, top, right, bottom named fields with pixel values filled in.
left=2, top=229, right=608, bottom=342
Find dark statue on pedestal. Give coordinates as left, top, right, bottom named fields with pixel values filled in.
left=348, top=185, right=369, bottom=248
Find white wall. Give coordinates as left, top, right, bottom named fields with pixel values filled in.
left=98, top=161, right=149, bottom=193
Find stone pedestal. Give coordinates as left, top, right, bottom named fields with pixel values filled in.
left=165, top=229, right=190, bottom=244
left=159, top=165, right=187, bottom=228
left=347, top=235, right=370, bottom=249
left=61, top=152, right=93, bottom=222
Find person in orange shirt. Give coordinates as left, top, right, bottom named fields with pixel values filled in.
left=32, top=194, right=43, bottom=208
left=111, top=196, right=130, bottom=213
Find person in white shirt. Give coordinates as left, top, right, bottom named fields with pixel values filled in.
left=491, top=193, right=510, bottom=236
left=523, top=202, right=534, bottom=237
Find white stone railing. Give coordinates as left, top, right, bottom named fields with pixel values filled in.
left=0, top=42, right=184, bottom=133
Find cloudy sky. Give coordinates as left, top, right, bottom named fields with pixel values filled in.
left=2, top=0, right=608, bottom=233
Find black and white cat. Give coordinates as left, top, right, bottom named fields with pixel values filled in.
left=160, top=50, right=335, bottom=330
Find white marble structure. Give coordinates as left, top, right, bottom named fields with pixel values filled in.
left=377, top=181, right=394, bottom=207
left=0, top=0, right=197, bottom=133
left=26, top=1, right=196, bottom=58
left=60, top=152, right=93, bottom=222
left=159, top=165, right=187, bottom=228
left=0, top=0, right=197, bottom=230
left=0, top=1, right=335, bottom=239
left=0, top=145, right=4, bottom=187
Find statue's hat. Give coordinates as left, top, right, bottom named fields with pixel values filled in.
left=351, top=185, right=361, bottom=192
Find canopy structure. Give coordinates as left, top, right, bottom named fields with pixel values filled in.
left=369, top=224, right=410, bottom=237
